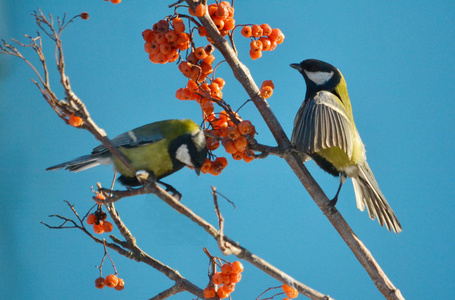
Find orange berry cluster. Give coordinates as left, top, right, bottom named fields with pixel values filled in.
left=142, top=18, right=190, bottom=64
left=190, top=2, right=235, bottom=37
left=95, top=274, right=124, bottom=290
left=177, top=46, right=216, bottom=83
left=104, top=0, right=121, bottom=4
left=203, top=261, right=244, bottom=299
left=87, top=208, right=113, bottom=234
left=282, top=284, right=299, bottom=299
left=68, top=114, right=83, bottom=127
left=201, top=111, right=256, bottom=175
left=240, top=24, right=285, bottom=60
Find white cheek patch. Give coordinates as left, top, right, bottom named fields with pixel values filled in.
left=176, top=144, right=193, bottom=167
left=304, top=70, right=334, bottom=85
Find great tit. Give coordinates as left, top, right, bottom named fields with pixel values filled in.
left=47, top=119, right=208, bottom=188
left=290, top=59, right=402, bottom=233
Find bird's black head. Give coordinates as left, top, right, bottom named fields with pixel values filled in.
left=169, top=129, right=208, bottom=175
left=290, top=59, right=342, bottom=99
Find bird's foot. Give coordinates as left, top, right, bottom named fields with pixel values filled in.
left=324, top=196, right=339, bottom=215
left=157, top=180, right=182, bottom=201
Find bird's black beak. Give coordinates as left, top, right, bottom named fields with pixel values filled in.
left=290, top=63, right=301, bottom=71
left=195, top=168, right=201, bottom=176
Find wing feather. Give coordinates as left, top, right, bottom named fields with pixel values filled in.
left=92, top=123, right=165, bottom=153
left=292, top=91, right=353, bottom=157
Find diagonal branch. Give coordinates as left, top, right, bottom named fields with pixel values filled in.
left=185, top=1, right=403, bottom=299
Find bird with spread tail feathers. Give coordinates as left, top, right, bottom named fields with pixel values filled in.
left=290, top=59, right=402, bottom=233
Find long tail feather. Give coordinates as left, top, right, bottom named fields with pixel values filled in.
left=46, top=153, right=112, bottom=172
left=352, top=161, right=402, bottom=233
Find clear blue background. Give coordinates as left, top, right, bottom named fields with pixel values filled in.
left=1, top=1, right=454, bottom=299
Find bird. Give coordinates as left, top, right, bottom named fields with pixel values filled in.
left=290, top=59, right=402, bottom=233
left=47, top=119, right=208, bottom=196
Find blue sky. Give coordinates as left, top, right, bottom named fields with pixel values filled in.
left=1, top=1, right=454, bottom=299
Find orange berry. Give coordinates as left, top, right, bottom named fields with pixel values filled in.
left=165, top=30, right=178, bottom=43
left=216, top=285, right=231, bottom=299
left=250, top=40, right=263, bottom=51
left=222, top=138, right=237, bottom=154
left=215, top=3, right=229, bottom=20
left=208, top=3, right=218, bottom=16
left=259, top=37, right=272, bottom=51
left=156, top=52, right=168, bottom=64
left=249, top=50, right=262, bottom=60
left=224, top=283, right=236, bottom=293
left=200, top=158, right=212, bottom=174
left=93, top=222, right=104, bottom=234
left=155, top=32, right=167, bottom=44
left=172, top=17, right=185, bottom=34
left=159, top=42, right=172, bottom=55
left=286, top=289, right=299, bottom=299
left=68, top=114, right=83, bottom=127
left=241, top=26, right=252, bottom=38
left=176, top=32, right=190, bottom=45
left=200, top=61, right=213, bottom=75
left=242, top=151, right=255, bottom=163
left=95, top=277, right=105, bottom=289
left=260, top=85, right=274, bottom=99
left=202, top=54, right=215, bottom=65
left=213, top=18, right=224, bottom=31
left=231, top=261, right=244, bottom=274
left=203, top=286, right=216, bottom=298
left=103, top=221, right=113, bottom=233
left=176, top=88, right=193, bottom=101
left=210, top=157, right=227, bottom=175
left=238, top=120, right=253, bottom=135
left=105, top=274, right=119, bottom=288
left=227, top=126, right=241, bottom=140
left=216, top=156, right=228, bottom=168
left=221, top=263, right=232, bottom=275
left=269, top=40, right=278, bottom=51
left=194, top=47, right=207, bottom=60
left=188, top=7, right=196, bottom=16
left=201, top=99, right=214, bottom=115
left=80, top=12, right=89, bottom=20
left=110, top=0, right=121, bottom=4
left=197, top=25, right=207, bottom=37
left=282, top=284, right=296, bottom=293
left=142, top=29, right=153, bottom=42
left=87, top=213, right=96, bottom=225
left=234, top=135, right=248, bottom=151
left=261, top=79, right=275, bottom=89
left=213, top=77, right=225, bottom=89
left=195, top=3, right=207, bottom=17
left=114, top=278, right=125, bottom=291
left=232, top=151, right=243, bottom=160
left=269, top=28, right=285, bottom=44
left=223, top=18, right=235, bottom=30
left=229, top=272, right=242, bottom=283
left=260, top=23, right=272, bottom=36
left=206, top=137, right=220, bottom=151
left=167, top=50, right=179, bottom=62
left=251, top=24, right=263, bottom=38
